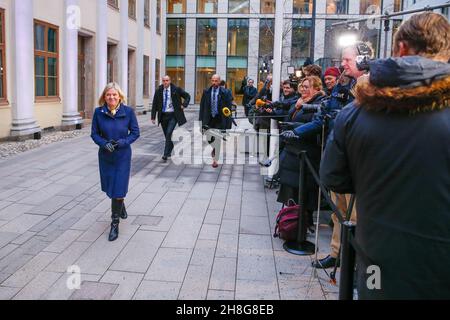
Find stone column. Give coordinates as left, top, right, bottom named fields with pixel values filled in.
left=216, top=19, right=228, bottom=80
left=119, top=0, right=129, bottom=96
left=135, top=0, right=145, bottom=112
left=10, top=0, right=41, bottom=139
left=149, top=0, right=157, bottom=110
left=62, top=0, right=83, bottom=130
left=247, top=18, right=259, bottom=84
left=184, top=18, right=196, bottom=104
left=96, top=0, right=108, bottom=102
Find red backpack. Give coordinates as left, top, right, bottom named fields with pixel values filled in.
left=274, top=203, right=300, bottom=241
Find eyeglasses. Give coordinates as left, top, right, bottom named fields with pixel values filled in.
left=300, top=85, right=310, bottom=89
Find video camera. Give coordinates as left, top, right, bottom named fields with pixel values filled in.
left=356, top=42, right=373, bottom=72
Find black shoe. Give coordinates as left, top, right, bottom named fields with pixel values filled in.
left=120, top=203, right=128, bottom=220
left=162, top=156, right=168, bottom=161
left=312, top=255, right=339, bottom=269
left=108, top=223, right=119, bottom=241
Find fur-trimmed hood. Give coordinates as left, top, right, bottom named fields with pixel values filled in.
left=354, top=56, right=450, bottom=113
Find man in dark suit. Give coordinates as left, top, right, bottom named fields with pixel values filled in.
left=199, top=74, right=233, bottom=168
left=151, top=75, right=191, bottom=161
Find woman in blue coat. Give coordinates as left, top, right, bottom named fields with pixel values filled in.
left=91, top=83, right=140, bottom=241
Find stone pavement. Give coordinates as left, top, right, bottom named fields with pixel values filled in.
left=0, top=109, right=339, bottom=300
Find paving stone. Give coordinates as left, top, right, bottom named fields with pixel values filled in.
left=215, top=234, right=238, bottom=259
left=0, top=214, right=46, bottom=234
left=223, top=204, right=241, bottom=220
left=43, top=229, right=84, bottom=253
left=132, top=215, right=163, bottom=226
left=26, top=196, right=73, bottom=216
left=45, top=241, right=92, bottom=273
left=2, top=251, right=58, bottom=288
left=10, top=231, right=36, bottom=246
left=144, top=248, right=192, bottom=282
left=0, top=249, right=34, bottom=275
left=69, top=281, right=119, bottom=300
left=0, top=244, right=19, bottom=260
left=0, top=286, right=21, bottom=300
left=20, top=236, right=52, bottom=255
left=41, top=273, right=102, bottom=300
left=110, top=230, right=165, bottom=273
left=0, top=232, right=20, bottom=248
left=16, top=184, right=68, bottom=206
left=127, top=192, right=165, bottom=215
left=198, top=224, right=220, bottom=241
left=71, top=210, right=105, bottom=231
left=0, top=204, right=35, bottom=221
left=204, top=209, right=223, bottom=225
left=100, top=270, right=144, bottom=300
left=235, top=279, right=280, bottom=300
left=178, top=265, right=211, bottom=300
left=241, top=191, right=268, bottom=217
left=75, top=224, right=139, bottom=275
left=189, top=239, right=216, bottom=268
left=13, top=271, right=62, bottom=300
left=209, top=257, right=237, bottom=291
left=207, top=290, right=235, bottom=300
left=133, top=280, right=182, bottom=300
left=220, top=219, right=240, bottom=235
left=239, top=216, right=271, bottom=235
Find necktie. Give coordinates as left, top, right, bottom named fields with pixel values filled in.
left=212, top=88, right=218, bottom=117
left=163, top=89, right=168, bottom=112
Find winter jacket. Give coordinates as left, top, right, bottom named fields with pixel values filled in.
left=320, top=56, right=450, bottom=299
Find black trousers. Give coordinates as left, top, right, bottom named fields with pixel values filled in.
left=161, top=112, right=178, bottom=157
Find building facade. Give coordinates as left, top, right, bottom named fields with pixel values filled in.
left=0, top=0, right=165, bottom=140
left=165, top=0, right=449, bottom=104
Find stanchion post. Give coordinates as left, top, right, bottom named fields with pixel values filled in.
left=283, top=151, right=315, bottom=255
left=339, top=221, right=356, bottom=300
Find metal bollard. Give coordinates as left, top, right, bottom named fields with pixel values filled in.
left=339, top=221, right=356, bottom=300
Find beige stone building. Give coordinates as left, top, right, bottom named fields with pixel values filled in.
left=0, top=0, right=165, bottom=140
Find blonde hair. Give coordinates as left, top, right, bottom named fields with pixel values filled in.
left=394, top=12, right=450, bottom=60
left=300, top=76, right=323, bottom=92
left=98, top=82, right=127, bottom=106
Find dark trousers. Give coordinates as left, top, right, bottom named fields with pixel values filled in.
left=161, top=112, right=178, bottom=157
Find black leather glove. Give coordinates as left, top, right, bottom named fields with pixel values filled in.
left=281, top=130, right=297, bottom=140
left=104, top=142, right=116, bottom=153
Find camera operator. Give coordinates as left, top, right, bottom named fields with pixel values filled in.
left=320, top=12, right=450, bottom=299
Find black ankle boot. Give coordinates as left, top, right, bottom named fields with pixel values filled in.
left=120, top=202, right=128, bottom=220
left=109, top=199, right=122, bottom=242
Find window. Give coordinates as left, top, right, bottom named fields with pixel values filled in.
left=228, top=19, right=249, bottom=57
left=227, top=57, right=247, bottom=104
left=34, top=20, right=59, bottom=99
left=0, top=9, right=6, bottom=102
left=324, top=19, right=346, bottom=66
left=166, top=56, right=185, bottom=88
left=143, top=55, right=149, bottom=97
left=129, top=0, right=136, bottom=19
left=291, top=19, right=312, bottom=67
left=358, top=22, right=380, bottom=58
left=391, top=19, right=402, bottom=55
left=197, top=19, right=217, bottom=56
left=198, top=0, right=218, bottom=14
left=168, top=0, right=186, bottom=13
left=326, top=0, right=348, bottom=14
left=293, top=0, right=313, bottom=14
left=261, top=0, right=275, bottom=14
left=360, top=0, right=381, bottom=14
left=167, top=19, right=186, bottom=55
left=157, top=0, right=161, bottom=34
left=108, top=0, right=119, bottom=9
left=229, top=0, right=249, bottom=14
left=144, top=0, right=150, bottom=27
left=196, top=57, right=216, bottom=103
left=155, top=58, right=161, bottom=88
left=394, top=0, right=403, bottom=12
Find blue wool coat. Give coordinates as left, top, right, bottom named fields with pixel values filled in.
left=91, top=104, right=140, bottom=199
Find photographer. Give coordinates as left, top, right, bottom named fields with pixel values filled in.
left=242, top=79, right=257, bottom=116
left=264, top=80, right=299, bottom=118
left=320, top=12, right=450, bottom=299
